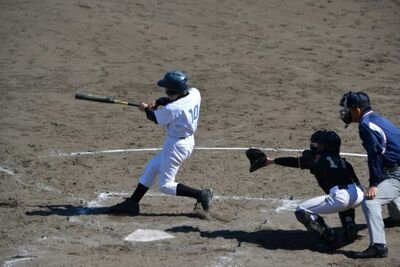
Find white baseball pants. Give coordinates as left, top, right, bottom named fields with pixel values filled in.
left=296, top=183, right=364, bottom=218
left=138, top=135, right=194, bottom=196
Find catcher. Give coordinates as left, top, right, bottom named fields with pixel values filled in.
left=246, top=130, right=364, bottom=247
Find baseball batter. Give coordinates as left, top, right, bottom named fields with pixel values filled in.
left=109, top=70, right=213, bottom=215
left=246, top=130, right=364, bottom=246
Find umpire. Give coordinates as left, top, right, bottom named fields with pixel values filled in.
left=340, top=91, right=400, bottom=258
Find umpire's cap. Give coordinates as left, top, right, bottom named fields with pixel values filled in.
left=340, top=91, right=370, bottom=109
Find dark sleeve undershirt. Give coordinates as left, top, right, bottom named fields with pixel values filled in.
left=274, top=157, right=300, bottom=168
left=155, top=97, right=172, bottom=107
left=144, top=108, right=158, bottom=124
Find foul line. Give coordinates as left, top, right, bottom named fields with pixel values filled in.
left=44, top=147, right=367, bottom=158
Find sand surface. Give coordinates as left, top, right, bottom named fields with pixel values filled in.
left=1, top=0, right=400, bottom=266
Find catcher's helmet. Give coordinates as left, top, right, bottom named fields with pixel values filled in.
left=323, top=131, right=341, bottom=154
left=310, top=130, right=341, bottom=154
left=157, top=70, right=189, bottom=96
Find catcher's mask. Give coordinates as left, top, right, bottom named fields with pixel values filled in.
left=157, top=70, right=189, bottom=96
left=339, top=91, right=370, bottom=128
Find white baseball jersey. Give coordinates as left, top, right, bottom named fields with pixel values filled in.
left=154, top=88, right=201, bottom=138
left=138, top=88, right=201, bottom=196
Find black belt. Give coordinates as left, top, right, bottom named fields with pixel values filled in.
left=168, top=135, right=189, bottom=139
left=337, top=185, right=348, bottom=190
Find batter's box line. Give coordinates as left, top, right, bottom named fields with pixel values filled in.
left=87, top=191, right=301, bottom=213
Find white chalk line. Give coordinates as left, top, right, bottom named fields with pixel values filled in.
left=43, top=146, right=367, bottom=158
left=82, top=191, right=300, bottom=213
left=3, top=255, right=37, bottom=267
left=0, top=166, right=15, bottom=175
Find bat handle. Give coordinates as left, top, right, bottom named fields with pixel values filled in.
left=128, top=102, right=140, bottom=107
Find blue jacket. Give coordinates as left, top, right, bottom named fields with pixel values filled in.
left=359, top=108, right=400, bottom=187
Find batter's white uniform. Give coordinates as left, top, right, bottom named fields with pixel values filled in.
left=138, top=88, right=201, bottom=195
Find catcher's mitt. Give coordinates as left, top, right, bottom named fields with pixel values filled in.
left=246, top=148, right=267, bottom=173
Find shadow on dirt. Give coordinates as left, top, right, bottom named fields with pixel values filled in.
left=166, top=225, right=366, bottom=256
left=25, top=204, right=201, bottom=218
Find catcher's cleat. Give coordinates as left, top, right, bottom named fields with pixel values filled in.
left=108, top=198, right=139, bottom=215
left=199, top=188, right=213, bottom=211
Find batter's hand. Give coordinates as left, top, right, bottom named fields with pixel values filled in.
left=147, top=100, right=157, bottom=110
left=366, top=186, right=378, bottom=199
left=138, top=102, right=148, bottom=111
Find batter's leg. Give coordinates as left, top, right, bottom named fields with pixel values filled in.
left=138, top=152, right=162, bottom=188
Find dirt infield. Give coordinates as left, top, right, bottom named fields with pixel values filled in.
left=1, top=0, right=400, bottom=266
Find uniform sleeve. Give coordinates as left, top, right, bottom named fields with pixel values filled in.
left=359, top=124, right=385, bottom=187
left=154, top=106, right=174, bottom=125
left=144, top=108, right=158, bottom=123
left=299, top=150, right=317, bottom=169
left=274, top=150, right=316, bottom=170
left=155, top=97, right=172, bottom=107
left=274, top=157, right=300, bottom=168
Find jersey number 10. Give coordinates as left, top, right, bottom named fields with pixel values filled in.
left=189, top=105, right=199, bottom=123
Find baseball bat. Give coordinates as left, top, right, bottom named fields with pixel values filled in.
left=75, top=91, right=140, bottom=107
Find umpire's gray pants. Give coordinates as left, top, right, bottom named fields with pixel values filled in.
left=362, top=166, right=400, bottom=244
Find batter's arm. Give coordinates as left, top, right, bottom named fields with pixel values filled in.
left=137, top=102, right=158, bottom=123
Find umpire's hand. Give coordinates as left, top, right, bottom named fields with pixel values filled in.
left=366, top=186, right=378, bottom=199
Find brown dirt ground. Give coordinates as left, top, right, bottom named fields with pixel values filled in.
left=1, top=0, right=400, bottom=266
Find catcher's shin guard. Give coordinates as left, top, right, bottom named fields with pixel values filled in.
left=295, top=210, right=335, bottom=242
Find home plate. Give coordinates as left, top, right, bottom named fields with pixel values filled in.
left=124, top=229, right=175, bottom=242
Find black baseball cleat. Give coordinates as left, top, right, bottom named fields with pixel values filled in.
left=199, top=188, right=213, bottom=211
left=383, top=216, right=400, bottom=228
left=108, top=198, right=139, bottom=216
left=352, top=244, right=388, bottom=258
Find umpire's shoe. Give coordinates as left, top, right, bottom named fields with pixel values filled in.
left=352, top=244, right=388, bottom=258
left=200, top=189, right=213, bottom=211
left=108, top=198, right=139, bottom=216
